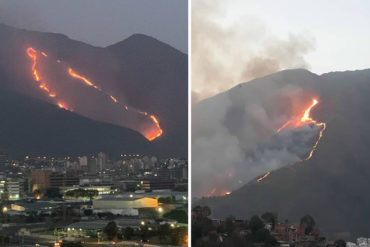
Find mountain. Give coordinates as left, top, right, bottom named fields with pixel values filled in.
left=106, top=34, right=188, bottom=157
left=0, top=24, right=187, bottom=158
left=193, top=68, right=370, bottom=240
left=0, top=87, right=151, bottom=158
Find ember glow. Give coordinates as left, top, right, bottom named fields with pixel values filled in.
left=257, top=98, right=327, bottom=182
left=26, top=46, right=163, bottom=141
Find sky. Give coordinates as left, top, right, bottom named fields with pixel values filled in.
left=192, top=0, right=370, bottom=101
left=0, top=0, right=188, bottom=53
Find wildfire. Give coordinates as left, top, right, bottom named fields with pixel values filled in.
left=57, top=102, right=69, bottom=110
left=110, top=95, right=118, bottom=103
left=26, top=47, right=64, bottom=109
left=257, top=98, right=327, bottom=182
left=67, top=66, right=163, bottom=141
left=257, top=171, right=271, bottom=183
left=68, top=68, right=96, bottom=87
left=26, top=46, right=163, bottom=141
left=26, top=47, right=40, bottom=81
left=208, top=188, right=217, bottom=197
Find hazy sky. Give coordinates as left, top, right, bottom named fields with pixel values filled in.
left=235, top=0, right=370, bottom=74
left=192, top=0, right=370, bottom=100
left=0, top=0, right=188, bottom=53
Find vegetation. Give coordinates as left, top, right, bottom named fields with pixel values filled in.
left=123, top=227, right=134, bottom=240
left=61, top=242, right=83, bottom=247
left=261, top=212, right=277, bottom=230
left=300, top=214, right=316, bottom=235
left=192, top=206, right=277, bottom=247
left=45, top=187, right=62, bottom=199
left=0, top=236, right=9, bottom=246
left=334, top=239, right=346, bottom=247
left=64, top=189, right=98, bottom=200
left=163, top=209, right=188, bottom=223
left=103, top=221, right=118, bottom=240
left=158, top=195, right=176, bottom=204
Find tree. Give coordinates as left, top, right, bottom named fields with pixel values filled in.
left=45, top=187, right=62, bottom=199
left=261, top=212, right=277, bottom=230
left=33, top=189, right=41, bottom=199
left=158, top=224, right=171, bottom=243
left=140, top=224, right=149, bottom=241
left=192, top=205, right=211, bottom=218
left=170, top=227, right=188, bottom=246
left=253, top=228, right=277, bottom=246
left=103, top=221, right=118, bottom=240
left=163, top=209, right=188, bottom=223
left=334, top=240, right=346, bottom=247
left=158, top=196, right=176, bottom=204
left=249, top=215, right=265, bottom=234
left=0, top=235, right=9, bottom=246
left=300, top=215, right=316, bottom=235
left=83, top=209, right=93, bottom=216
left=65, top=189, right=98, bottom=200
left=61, top=242, right=83, bottom=247
left=123, top=227, right=134, bottom=240
left=225, top=216, right=236, bottom=234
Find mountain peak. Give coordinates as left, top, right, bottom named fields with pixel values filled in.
left=107, top=33, right=185, bottom=56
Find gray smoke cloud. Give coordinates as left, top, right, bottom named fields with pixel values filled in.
left=192, top=80, right=323, bottom=197
left=191, top=0, right=315, bottom=102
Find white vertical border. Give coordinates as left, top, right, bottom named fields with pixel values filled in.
left=187, top=0, right=192, bottom=245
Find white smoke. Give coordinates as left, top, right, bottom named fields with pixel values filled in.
left=192, top=80, right=323, bottom=197
left=191, top=0, right=315, bottom=102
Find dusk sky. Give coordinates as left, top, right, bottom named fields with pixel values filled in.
left=0, top=0, right=188, bottom=53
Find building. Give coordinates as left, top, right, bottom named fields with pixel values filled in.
left=0, top=152, right=9, bottom=166
left=7, top=179, right=21, bottom=200
left=88, top=157, right=98, bottom=174
left=142, top=179, right=175, bottom=191
left=11, top=201, right=59, bottom=215
left=79, top=156, right=88, bottom=167
left=62, top=183, right=114, bottom=195
left=31, top=170, right=51, bottom=192
left=0, top=180, right=6, bottom=200
left=50, top=172, right=79, bottom=188
left=93, top=197, right=158, bottom=216
left=169, top=167, right=188, bottom=181
left=97, top=152, right=107, bottom=171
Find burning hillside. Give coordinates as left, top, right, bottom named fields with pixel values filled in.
left=26, top=46, right=163, bottom=141
left=194, top=68, right=370, bottom=239
left=202, top=98, right=326, bottom=197
left=256, top=98, right=327, bottom=183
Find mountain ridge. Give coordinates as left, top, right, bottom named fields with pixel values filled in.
left=0, top=23, right=187, bottom=158
left=193, top=68, right=370, bottom=240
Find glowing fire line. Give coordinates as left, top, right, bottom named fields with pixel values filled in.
left=26, top=46, right=163, bottom=140
left=256, top=98, right=327, bottom=183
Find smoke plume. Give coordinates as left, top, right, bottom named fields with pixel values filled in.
left=192, top=78, right=324, bottom=197
left=191, top=0, right=315, bottom=102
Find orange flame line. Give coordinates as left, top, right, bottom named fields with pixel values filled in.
left=257, top=171, right=271, bottom=183
left=27, top=46, right=163, bottom=141
left=67, top=68, right=163, bottom=140
left=68, top=68, right=95, bottom=87
left=26, top=47, right=61, bottom=102
left=110, top=95, right=118, bottom=103
left=258, top=99, right=327, bottom=183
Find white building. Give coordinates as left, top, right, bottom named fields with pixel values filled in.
left=93, top=197, right=158, bottom=216
left=79, top=156, right=88, bottom=167
left=7, top=180, right=21, bottom=200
